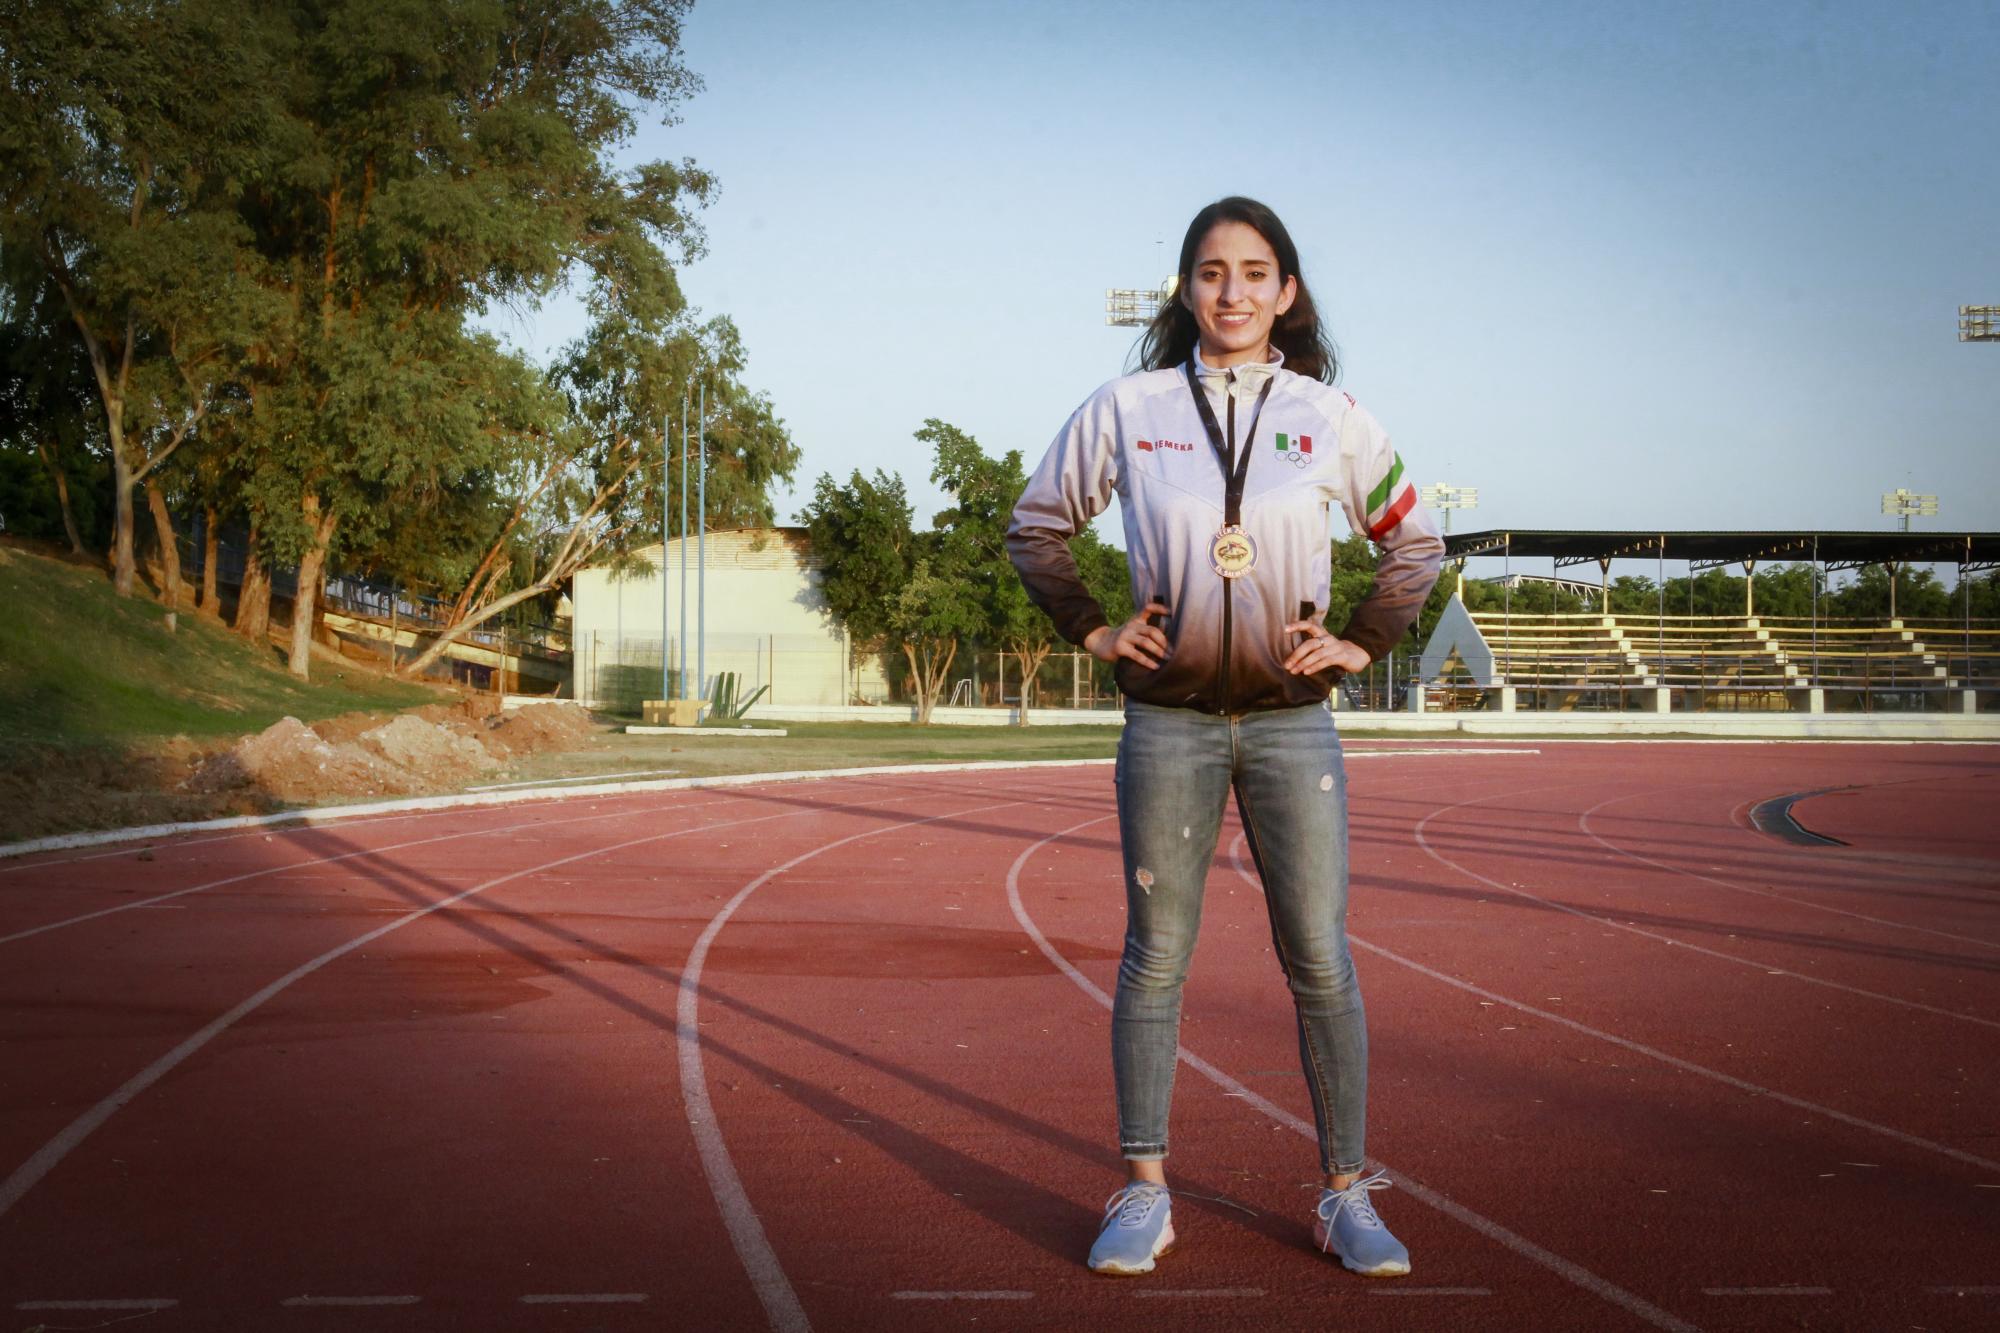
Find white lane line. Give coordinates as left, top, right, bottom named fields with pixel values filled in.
left=0, top=791, right=751, bottom=946
left=891, top=1291, right=1034, bottom=1301
left=1701, top=1287, right=1832, bottom=1296
left=1227, top=833, right=2000, bottom=1176
left=1415, top=786, right=2000, bottom=1032
left=0, top=791, right=938, bottom=1225
left=519, top=1293, right=649, bottom=1304
left=1371, top=1287, right=1494, bottom=1296
left=679, top=794, right=1038, bottom=1333
left=280, top=1295, right=421, bottom=1306
left=16, top=1298, right=178, bottom=1309
left=1004, top=816, right=1701, bottom=1333
left=1927, top=1285, right=2000, bottom=1294
left=1133, top=1288, right=1265, bottom=1299
left=1578, top=788, right=2000, bottom=951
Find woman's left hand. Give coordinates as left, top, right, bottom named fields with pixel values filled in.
left=1282, top=620, right=1370, bottom=676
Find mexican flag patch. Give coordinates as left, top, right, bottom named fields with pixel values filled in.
left=1276, top=432, right=1313, bottom=467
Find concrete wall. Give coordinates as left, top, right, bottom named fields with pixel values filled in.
left=570, top=528, right=888, bottom=709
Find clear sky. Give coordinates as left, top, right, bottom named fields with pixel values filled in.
left=484, top=0, right=2000, bottom=573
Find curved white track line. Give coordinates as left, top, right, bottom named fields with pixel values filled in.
left=678, top=791, right=1046, bottom=1333
left=1224, top=835, right=2000, bottom=1177
left=1003, top=817, right=1701, bottom=1333
left=0, top=790, right=933, bottom=1226
left=1415, top=788, right=2000, bottom=1032
left=1578, top=790, right=2000, bottom=952
left=0, top=793, right=744, bottom=947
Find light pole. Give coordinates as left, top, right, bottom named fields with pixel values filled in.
left=1879, top=489, right=1937, bottom=621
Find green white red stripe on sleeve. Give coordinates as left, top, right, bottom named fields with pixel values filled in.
left=1364, top=452, right=1416, bottom=540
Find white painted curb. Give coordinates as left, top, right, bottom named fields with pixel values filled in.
left=0, top=759, right=1118, bottom=862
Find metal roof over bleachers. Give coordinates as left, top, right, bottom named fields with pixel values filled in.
left=1444, top=530, right=2000, bottom=570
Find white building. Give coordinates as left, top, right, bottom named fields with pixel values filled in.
left=568, top=526, right=888, bottom=711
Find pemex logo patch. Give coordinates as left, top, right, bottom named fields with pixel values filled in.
left=1275, top=432, right=1314, bottom=468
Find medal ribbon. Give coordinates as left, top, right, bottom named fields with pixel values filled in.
left=1183, top=361, right=1275, bottom=526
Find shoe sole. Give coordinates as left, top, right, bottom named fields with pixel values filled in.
left=1316, top=1225, right=1410, bottom=1278
left=1089, top=1226, right=1176, bottom=1276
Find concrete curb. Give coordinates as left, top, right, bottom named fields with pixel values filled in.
left=0, top=759, right=1118, bottom=862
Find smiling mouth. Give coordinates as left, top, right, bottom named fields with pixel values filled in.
left=1216, top=313, right=1253, bottom=326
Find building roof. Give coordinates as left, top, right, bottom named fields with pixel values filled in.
left=1443, top=530, right=2000, bottom=569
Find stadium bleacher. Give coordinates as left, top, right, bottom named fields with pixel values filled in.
left=1415, top=530, right=1999, bottom=713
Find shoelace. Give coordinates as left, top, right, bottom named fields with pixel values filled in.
left=1103, top=1183, right=1167, bottom=1229
left=1316, top=1170, right=1393, bottom=1250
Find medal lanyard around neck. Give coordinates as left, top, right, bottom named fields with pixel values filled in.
left=1184, top=361, right=1275, bottom=526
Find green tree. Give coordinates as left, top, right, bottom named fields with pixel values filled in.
left=923, top=418, right=1054, bottom=718
left=0, top=0, right=279, bottom=598
left=233, top=0, right=713, bottom=677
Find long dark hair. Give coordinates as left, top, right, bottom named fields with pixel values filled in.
left=1135, top=196, right=1338, bottom=384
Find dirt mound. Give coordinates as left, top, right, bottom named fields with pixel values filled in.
left=359, top=713, right=500, bottom=785
left=3, top=699, right=603, bottom=846
left=190, top=716, right=417, bottom=802
left=185, top=701, right=598, bottom=805
left=479, top=701, right=596, bottom=758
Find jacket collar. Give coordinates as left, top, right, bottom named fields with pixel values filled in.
left=1191, top=342, right=1284, bottom=402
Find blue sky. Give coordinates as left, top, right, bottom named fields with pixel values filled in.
left=485, top=0, right=2000, bottom=574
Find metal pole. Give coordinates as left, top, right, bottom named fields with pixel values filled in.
left=672, top=408, right=680, bottom=700
left=661, top=411, right=671, bottom=704
left=1811, top=536, right=1819, bottom=688
left=697, top=381, right=707, bottom=707
left=679, top=391, right=688, bottom=700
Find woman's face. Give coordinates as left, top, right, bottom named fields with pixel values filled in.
left=1181, top=220, right=1297, bottom=368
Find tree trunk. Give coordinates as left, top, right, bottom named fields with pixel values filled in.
left=236, top=553, right=271, bottom=642
left=34, top=443, right=86, bottom=555
left=401, top=580, right=550, bottom=678
left=144, top=480, right=183, bottom=610
left=1008, top=641, right=1054, bottom=725
left=903, top=637, right=958, bottom=725
left=109, top=435, right=136, bottom=594
left=288, top=494, right=338, bottom=678
left=198, top=504, right=220, bottom=615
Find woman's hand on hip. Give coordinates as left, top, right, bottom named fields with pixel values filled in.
left=1085, top=601, right=1171, bottom=669
left=1282, top=619, right=1370, bottom=675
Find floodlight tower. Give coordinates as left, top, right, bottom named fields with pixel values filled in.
left=1106, top=276, right=1177, bottom=327
left=1960, top=305, right=1999, bottom=341
left=1420, top=483, right=1478, bottom=534
left=1882, top=487, right=1938, bottom=532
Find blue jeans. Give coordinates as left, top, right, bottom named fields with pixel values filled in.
left=1111, top=698, right=1367, bottom=1176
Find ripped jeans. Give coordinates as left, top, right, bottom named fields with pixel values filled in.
left=1111, top=697, right=1367, bottom=1176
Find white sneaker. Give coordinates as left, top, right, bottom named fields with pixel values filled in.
left=1087, top=1182, right=1175, bottom=1275
left=1313, top=1170, right=1411, bottom=1276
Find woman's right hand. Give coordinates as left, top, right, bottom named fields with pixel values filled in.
left=1085, top=601, right=1171, bottom=670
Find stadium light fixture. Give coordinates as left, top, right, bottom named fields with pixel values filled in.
left=1960, top=305, right=1999, bottom=342
left=1881, top=487, right=1938, bottom=532
left=1420, top=483, right=1479, bottom=534
left=1106, top=276, right=1178, bottom=327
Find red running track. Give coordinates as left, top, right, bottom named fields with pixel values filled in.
left=1, top=743, right=1996, bottom=1331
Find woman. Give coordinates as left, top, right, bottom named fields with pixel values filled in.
left=1006, top=196, right=1443, bottom=1277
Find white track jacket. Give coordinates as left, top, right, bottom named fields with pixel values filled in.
left=1007, top=348, right=1444, bottom=714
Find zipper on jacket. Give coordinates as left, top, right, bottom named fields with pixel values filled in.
left=1216, top=389, right=1235, bottom=712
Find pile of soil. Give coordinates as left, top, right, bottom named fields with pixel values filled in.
left=190, top=700, right=594, bottom=803
left=2, top=701, right=600, bottom=845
